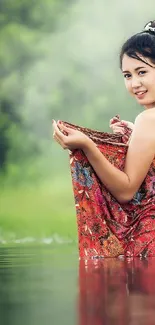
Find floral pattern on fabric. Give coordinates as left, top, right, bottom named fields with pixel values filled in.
left=63, top=121, right=155, bottom=258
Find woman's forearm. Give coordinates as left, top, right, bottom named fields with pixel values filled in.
left=83, top=139, right=131, bottom=203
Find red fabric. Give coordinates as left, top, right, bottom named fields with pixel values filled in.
left=78, top=259, right=128, bottom=325
left=63, top=121, right=155, bottom=258
left=78, top=258, right=155, bottom=325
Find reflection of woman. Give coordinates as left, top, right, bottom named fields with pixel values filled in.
left=78, top=258, right=155, bottom=325
left=53, top=21, right=155, bottom=257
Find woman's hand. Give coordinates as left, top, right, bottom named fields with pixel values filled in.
left=52, top=120, right=91, bottom=150
left=109, top=116, right=134, bottom=135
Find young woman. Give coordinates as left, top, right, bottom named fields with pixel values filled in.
left=53, top=20, right=155, bottom=257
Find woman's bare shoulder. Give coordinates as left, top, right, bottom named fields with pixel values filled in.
left=134, top=109, right=155, bottom=132
left=135, top=108, right=155, bottom=121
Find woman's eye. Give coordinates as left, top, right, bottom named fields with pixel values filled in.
left=124, top=74, right=131, bottom=79
left=139, top=70, right=146, bottom=75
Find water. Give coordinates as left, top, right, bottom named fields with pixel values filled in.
left=0, top=245, right=78, bottom=325
left=0, top=245, right=155, bottom=325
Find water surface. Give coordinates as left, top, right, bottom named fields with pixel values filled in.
left=0, top=245, right=155, bottom=325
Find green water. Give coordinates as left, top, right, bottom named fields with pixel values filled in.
left=1, top=245, right=155, bottom=325
left=0, top=245, right=78, bottom=325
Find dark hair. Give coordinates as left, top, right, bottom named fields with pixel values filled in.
left=120, top=20, right=155, bottom=68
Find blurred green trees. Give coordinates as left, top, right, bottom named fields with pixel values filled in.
left=0, top=0, right=71, bottom=180
left=0, top=0, right=154, bottom=184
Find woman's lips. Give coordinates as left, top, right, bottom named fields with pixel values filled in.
left=135, top=90, right=148, bottom=99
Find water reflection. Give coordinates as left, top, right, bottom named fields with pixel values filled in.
left=78, top=257, right=155, bottom=325
left=0, top=245, right=78, bottom=325
left=1, top=246, right=155, bottom=325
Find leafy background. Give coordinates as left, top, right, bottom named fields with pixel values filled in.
left=0, top=0, right=154, bottom=241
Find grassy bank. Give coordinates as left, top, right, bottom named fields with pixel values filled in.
left=0, top=177, right=77, bottom=241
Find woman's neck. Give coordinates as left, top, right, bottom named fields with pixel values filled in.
left=144, top=102, right=155, bottom=109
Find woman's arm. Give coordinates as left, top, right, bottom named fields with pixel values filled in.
left=83, top=111, right=155, bottom=203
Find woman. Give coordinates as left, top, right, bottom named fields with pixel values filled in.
left=53, top=20, right=155, bottom=257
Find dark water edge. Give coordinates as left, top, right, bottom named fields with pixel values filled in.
left=0, top=245, right=155, bottom=325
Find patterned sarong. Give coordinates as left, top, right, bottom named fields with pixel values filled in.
left=63, top=121, right=155, bottom=258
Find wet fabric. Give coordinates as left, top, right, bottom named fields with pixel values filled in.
left=63, top=121, right=155, bottom=258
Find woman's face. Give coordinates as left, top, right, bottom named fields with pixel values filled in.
left=122, top=54, right=155, bottom=109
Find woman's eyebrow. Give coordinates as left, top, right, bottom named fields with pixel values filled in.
left=122, top=66, right=146, bottom=73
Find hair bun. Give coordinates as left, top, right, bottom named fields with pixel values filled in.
left=143, top=21, right=155, bottom=34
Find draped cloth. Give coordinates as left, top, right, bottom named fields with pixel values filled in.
left=63, top=121, right=155, bottom=258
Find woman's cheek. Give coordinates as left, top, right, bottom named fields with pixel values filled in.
left=125, top=82, right=132, bottom=95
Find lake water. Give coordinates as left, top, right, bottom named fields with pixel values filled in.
left=0, top=245, right=155, bottom=325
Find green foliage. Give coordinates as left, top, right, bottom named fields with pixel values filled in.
left=0, top=0, right=151, bottom=180
left=0, top=179, right=77, bottom=239
left=0, top=1, right=154, bottom=237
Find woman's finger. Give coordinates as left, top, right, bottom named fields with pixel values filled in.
left=110, top=124, right=124, bottom=131
left=122, top=120, right=134, bottom=129
left=52, top=120, right=65, bottom=140
left=110, top=122, right=122, bottom=127
left=53, top=133, right=62, bottom=144
left=57, top=121, right=73, bottom=135
left=119, top=120, right=128, bottom=127
left=109, top=115, right=120, bottom=125
left=111, top=126, right=124, bottom=134
left=53, top=133, right=67, bottom=149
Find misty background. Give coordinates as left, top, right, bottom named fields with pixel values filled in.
left=0, top=0, right=154, bottom=242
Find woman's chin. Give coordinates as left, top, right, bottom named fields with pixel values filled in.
left=136, top=98, right=155, bottom=108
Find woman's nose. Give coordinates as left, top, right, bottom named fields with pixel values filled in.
left=131, top=76, right=142, bottom=88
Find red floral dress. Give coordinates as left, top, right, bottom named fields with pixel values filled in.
left=63, top=121, right=155, bottom=258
